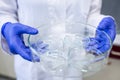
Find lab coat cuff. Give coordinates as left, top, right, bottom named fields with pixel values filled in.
left=101, top=15, right=116, bottom=24
left=87, top=15, right=114, bottom=27
left=1, top=34, right=14, bottom=55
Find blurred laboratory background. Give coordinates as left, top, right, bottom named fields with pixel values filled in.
left=0, top=0, right=120, bottom=80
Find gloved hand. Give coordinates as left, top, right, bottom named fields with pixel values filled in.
left=1, top=22, right=48, bottom=62
left=84, top=17, right=116, bottom=55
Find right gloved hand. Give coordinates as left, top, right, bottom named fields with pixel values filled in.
left=1, top=22, right=48, bottom=62
left=83, top=17, right=116, bottom=55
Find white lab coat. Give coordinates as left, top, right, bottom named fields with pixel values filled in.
left=0, top=0, right=107, bottom=80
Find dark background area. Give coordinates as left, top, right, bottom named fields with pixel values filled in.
left=101, top=0, right=120, bottom=34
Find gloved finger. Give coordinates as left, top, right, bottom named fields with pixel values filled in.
left=38, top=43, right=49, bottom=49
left=95, top=30, right=111, bottom=44
left=88, top=38, right=106, bottom=48
left=31, top=40, right=43, bottom=49
left=35, top=40, right=47, bottom=48
left=97, top=44, right=111, bottom=54
left=36, top=43, right=49, bottom=54
left=84, top=45, right=102, bottom=55
left=89, top=43, right=110, bottom=55
left=88, top=38, right=99, bottom=46
left=14, top=46, right=33, bottom=61
left=38, top=48, right=49, bottom=53
left=16, top=23, right=38, bottom=35
left=16, top=46, right=40, bottom=62
left=83, top=38, right=99, bottom=50
left=95, top=30, right=106, bottom=41
left=23, top=46, right=40, bottom=62
left=31, top=40, right=49, bottom=53
left=32, top=54, right=40, bottom=62
left=36, top=40, right=43, bottom=44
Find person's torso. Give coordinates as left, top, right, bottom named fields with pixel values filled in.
left=17, top=0, right=91, bottom=27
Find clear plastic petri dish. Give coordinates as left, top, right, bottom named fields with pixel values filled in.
left=27, top=22, right=112, bottom=78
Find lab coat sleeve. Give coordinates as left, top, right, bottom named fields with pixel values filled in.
left=87, top=0, right=112, bottom=26
left=0, top=0, right=18, bottom=54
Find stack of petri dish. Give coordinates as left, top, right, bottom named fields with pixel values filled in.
left=27, top=22, right=112, bottom=79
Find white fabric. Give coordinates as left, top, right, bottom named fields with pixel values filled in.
left=113, top=34, right=120, bottom=45
left=0, top=0, right=107, bottom=80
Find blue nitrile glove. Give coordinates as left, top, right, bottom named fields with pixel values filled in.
left=84, top=17, right=116, bottom=55
left=1, top=22, right=48, bottom=62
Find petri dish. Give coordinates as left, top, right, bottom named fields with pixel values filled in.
left=27, top=22, right=112, bottom=78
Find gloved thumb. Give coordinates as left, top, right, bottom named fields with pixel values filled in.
left=22, top=26, right=38, bottom=35
left=16, top=23, right=38, bottom=35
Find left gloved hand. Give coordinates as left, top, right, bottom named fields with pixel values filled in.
left=84, top=17, right=116, bottom=55
left=1, top=22, right=48, bottom=62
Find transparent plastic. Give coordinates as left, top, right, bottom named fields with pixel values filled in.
left=27, top=22, right=112, bottom=78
